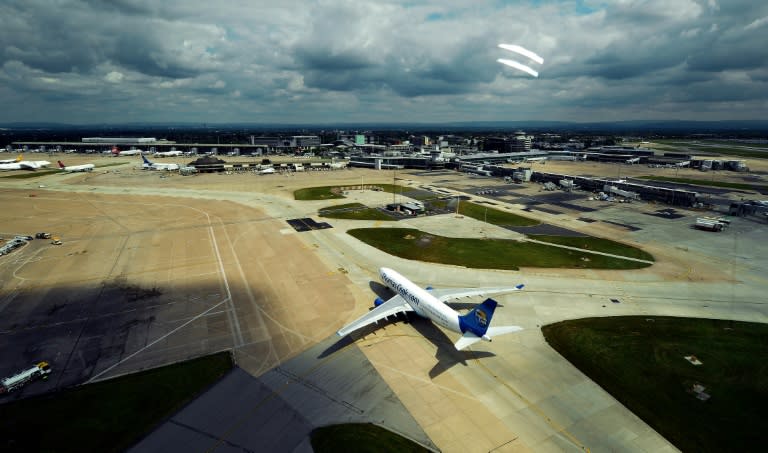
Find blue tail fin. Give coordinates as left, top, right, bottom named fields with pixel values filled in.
left=142, top=155, right=151, bottom=164
left=458, top=298, right=497, bottom=338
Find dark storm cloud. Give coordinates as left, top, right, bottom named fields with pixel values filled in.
left=0, top=0, right=766, bottom=123
left=292, top=28, right=499, bottom=97
left=112, top=32, right=203, bottom=79
left=0, top=0, right=215, bottom=79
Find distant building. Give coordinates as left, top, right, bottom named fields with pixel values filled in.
left=291, top=135, right=320, bottom=148
left=82, top=137, right=163, bottom=144
left=511, top=131, right=532, bottom=152
left=485, top=131, right=533, bottom=153
left=410, top=136, right=431, bottom=147
left=189, top=155, right=226, bottom=173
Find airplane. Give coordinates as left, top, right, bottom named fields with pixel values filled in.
left=0, top=155, right=21, bottom=164
left=337, top=267, right=524, bottom=350
left=0, top=155, right=51, bottom=171
left=142, top=155, right=179, bottom=171
left=112, top=146, right=143, bottom=156
left=57, top=160, right=95, bottom=172
left=154, top=150, right=183, bottom=157
left=259, top=166, right=275, bottom=174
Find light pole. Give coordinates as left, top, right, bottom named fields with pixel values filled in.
left=393, top=167, right=397, bottom=205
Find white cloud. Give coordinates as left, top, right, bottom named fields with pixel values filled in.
left=745, top=16, right=768, bottom=30
left=105, top=71, right=124, bottom=83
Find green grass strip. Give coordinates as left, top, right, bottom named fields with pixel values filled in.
left=348, top=228, right=651, bottom=270
left=294, top=186, right=346, bottom=200
left=529, top=235, right=655, bottom=261
left=543, top=317, right=768, bottom=453
left=294, top=184, right=408, bottom=200
left=0, top=170, right=60, bottom=179
left=311, top=423, right=429, bottom=453
left=650, top=141, right=768, bottom=159
left=319, top=203, right=395, bottom=221
left=98, top=161, right=130, bottom=168
left=637, top=175, right=767, bottom=192
left=0, top=351, right=233, bottom=453
left=458, top=201, right=539, bottom=226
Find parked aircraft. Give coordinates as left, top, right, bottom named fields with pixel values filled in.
left=0, top=155, right=21, bottom=164
left=142, top=155, right=179, bottom=171
left=112, top=146, right=143, bottom=156
left=0, top=155, right=51, bottom=170
left=154, top=150, right=183, bottom=157
left=337, top=267, right=523, bottom=350
left=259, top=166, right=275, bottom=174
left=58, top=161, right=95, bottom=172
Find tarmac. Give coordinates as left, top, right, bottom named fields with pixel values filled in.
left=1, top=154, right=766, bottom=452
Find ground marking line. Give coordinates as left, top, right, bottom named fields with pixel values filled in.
left=86, top=298, right=230, bottom=383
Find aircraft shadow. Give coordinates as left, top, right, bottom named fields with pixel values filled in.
left=406, top=316, right=495, bottom=379
left=369, top=281, right=393, bottom=299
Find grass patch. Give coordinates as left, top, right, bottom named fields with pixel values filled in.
left=98, top=161, right=130, bottom=168
left=294, top=184, right=407, bottom=200
left=311, top=423, right=429, bottom=453
left=542, top=317, right=768, bottom=452
left=702, top=140, right=768, bottom=149
left=319, top=203, right=395, bottom=221
left=348, top=228, right=651, bottom=270
left=294, top=186, right=346, bottom=200
left=529, top=235, right=655, bottom=261
left=458, top=201, right=539, bottom=226
left=427, top=198, right=451, bottom=210
left=0, top=351, right=233, bottom=453
left=638, top=175, right=767, bottom=192
left=651, top=141, right=768, bottom=159
left=0, top=170, right=59, bottom=179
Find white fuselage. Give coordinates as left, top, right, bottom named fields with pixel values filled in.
left=145, top=163, right=179, bottom=171
left=60, top=163, right=94, bottom=172
left=155, top=151, right=182, bottom=157
left=0, top=160, right=50, bottom=170
left=379, top=267, right=461, bottom=333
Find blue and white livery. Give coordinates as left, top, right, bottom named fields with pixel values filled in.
left=142, top=155, right=179, bottom=171
left=337, top=267, right=524, bottom=350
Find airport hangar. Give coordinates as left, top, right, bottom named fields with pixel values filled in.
left=0, top=158, right=766, bottom=452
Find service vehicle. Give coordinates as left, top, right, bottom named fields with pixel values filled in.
left=0, top=362, right=51, bottom=394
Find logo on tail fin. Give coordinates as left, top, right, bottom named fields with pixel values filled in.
left=459, top=298, right=498, bottom=338
left=475, top=308, right=488, bottom=327
left=58, top=161, right=65, bottom=168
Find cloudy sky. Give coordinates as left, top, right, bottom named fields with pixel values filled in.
left=1, top=0, right=767, bottom=124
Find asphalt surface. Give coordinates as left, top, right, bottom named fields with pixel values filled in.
left=131, top=337, right=437, bottom=453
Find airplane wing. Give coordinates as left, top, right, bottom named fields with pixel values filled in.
left=430, top=285, right=524, bottom=303
left=337, top=295, right=414, bottom=337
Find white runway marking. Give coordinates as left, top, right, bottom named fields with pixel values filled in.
left=86, top=298, right=230, bottom=383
